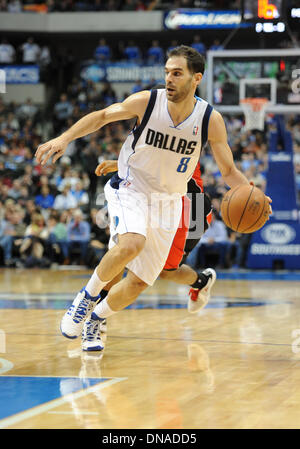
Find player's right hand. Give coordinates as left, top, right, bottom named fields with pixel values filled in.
left=35, top=136, right=69, bottom=166
left=95, top=160, right=118, bottom=176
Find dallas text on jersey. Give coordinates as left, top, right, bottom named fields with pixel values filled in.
left=145, top=128, right=197, bottom=155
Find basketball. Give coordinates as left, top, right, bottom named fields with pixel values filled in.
left=221, top=184, right=270, bottom=233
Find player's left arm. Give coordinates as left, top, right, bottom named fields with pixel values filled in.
left=207, top=109, right=249, bottom=189
left=208, top=109, right=272, bottom=213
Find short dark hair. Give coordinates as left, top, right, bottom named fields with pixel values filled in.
left=166, top=45, right=205, bottom=75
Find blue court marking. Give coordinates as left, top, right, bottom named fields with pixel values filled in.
left=69, top=270, right=300, bottom=281
left=125, top=300, right=281, bottom=309
left=0, top=299, right=74, bottom=310
left=211, top=270, right=300, bottom=281
left=0, top=297, right=291, bottom=310
left=0, top=376, right=108, bottom=421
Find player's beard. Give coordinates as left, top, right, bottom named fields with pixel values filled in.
left=167, top=77, right=193, bottom=103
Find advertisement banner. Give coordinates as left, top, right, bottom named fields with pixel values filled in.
left=0, top=65, right=39, bottom=84
left=80, top=62, right=165, bottom=84
left=247, top=117, right=300, bottom=269
left=247, top=219, right=300, bottom=269
left=164, top=9, right=246, bottom=29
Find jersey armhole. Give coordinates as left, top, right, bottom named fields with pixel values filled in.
left=131, top=89, right=158, bottom=150
left=201, top=104, right=213, bottom=150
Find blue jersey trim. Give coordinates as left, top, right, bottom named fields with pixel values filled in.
left=201, top=103, right=213, bottom=149
left=132, top=89, right=158, bottom=150
left=167, top=97, right=199, bottom=129
left=110, top=173, right=123, bottom=189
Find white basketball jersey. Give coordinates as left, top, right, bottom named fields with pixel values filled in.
left=112, top=88, right=213, bottom=197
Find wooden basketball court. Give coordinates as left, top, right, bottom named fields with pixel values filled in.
left=0, top=267, right=300, bottom=429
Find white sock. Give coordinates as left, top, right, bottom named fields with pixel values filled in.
left=85, top=269, right=109, bottom=297
left=93, top=298, right=116, bottom=319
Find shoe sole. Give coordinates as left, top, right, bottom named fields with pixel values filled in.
left=188, top=268, right=217, bottom=314
left=60, top=324, right=79, bottom=339
left=82, top=346, right=104, bottom=352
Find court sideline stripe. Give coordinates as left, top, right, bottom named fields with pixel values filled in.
left=0, top=332, right=293, bottom=347
left=102, top=335, right=293, bottom=347
left=0, top=376, right=127, bottom=429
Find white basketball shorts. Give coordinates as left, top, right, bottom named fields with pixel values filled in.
left=104, top=180, right=182, bottom=286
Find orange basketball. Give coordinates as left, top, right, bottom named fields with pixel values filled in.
left=220, top=184, right=270, bottom=233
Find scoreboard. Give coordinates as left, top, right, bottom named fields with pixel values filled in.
left=241, top=0, right=288, bottom=33
left=242, top=0, right=284, bottom=21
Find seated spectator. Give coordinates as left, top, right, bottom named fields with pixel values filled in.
left=53, top=184, right=77, bottom=211
left=67, top=209, right=90, bottom=265
left=100, top=81, right=117, bottom=106
left=123, top=40, right=141, bottom=63
left=35, top=185, right=55, bottom=209
left=53, top=93, right=74, bottom=134
left=94, top=38, right=111, bottom=63
left=19, top=212, right=50, bottom=268
left=167, top=40, right=178, bottom=54
left=16, top=98, right=38, bottom=123
left=210, top=39, right=224, bottom=51
left=186, top=211, right=231, bottom=269
left=147, top=40, right=164, bottom=65
left=0, top=38, right=16, bottom=64
left=17, top=185, right=30, bottom=208
left=47, top=213, right=69, bottom=264
left=231, top=232, right=252, bottom=269
left=191, top=35, right=206, bottom=55
left=20, top=37, right=41, bottom=64
left=7, top=179, right=24, bottom=201
left=39, top=45, right=51, bottom=68
left=23, top=198, right=40, bottom=225
left=58, top=168, right=81, bottom=192
left=88, top=207, right=110, bottom=262
left=7, top=0, right=22, bottom=13
left=71, top=180, right=89, bottom=210
left=0, top=216, right=14, bottom=266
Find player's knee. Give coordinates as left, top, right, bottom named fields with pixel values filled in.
left=119, top=234, right=145, bottom=260
left=126, top=272, right=148, bottom=293
left=160, top=269, right=177, bottom=280
left=131, top=277, right=148, bottom=292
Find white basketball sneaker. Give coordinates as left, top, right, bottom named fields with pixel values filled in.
left=60, top=288, right=100, bottom=339
left=100, top=319, right=107, bottom=333
left=82, top=313, right=105, bottom=352
left=188, top=268, right=216, bottom=314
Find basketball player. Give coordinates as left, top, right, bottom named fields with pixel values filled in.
left=93, top=158, right=215, bottom=312
left=35, top=45, right=252, bottom=349
left=79, top=157, right=215, bottom=350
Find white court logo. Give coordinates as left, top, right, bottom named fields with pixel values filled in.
left=292, top=329, right=300, bottom=354
left=0, top=329, right=5, bottom=353
left=262, top=223, right=296, bottom=245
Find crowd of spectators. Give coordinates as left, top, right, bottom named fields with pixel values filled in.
left=0, top=34, right=223, bottom=71
left=1, top=75, right=299, bottom=270
left=0, top=77, right=128, bottom=269
left=0, top=28, right=300, bottom=270
left=92, top=36, right=222, bottom=66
